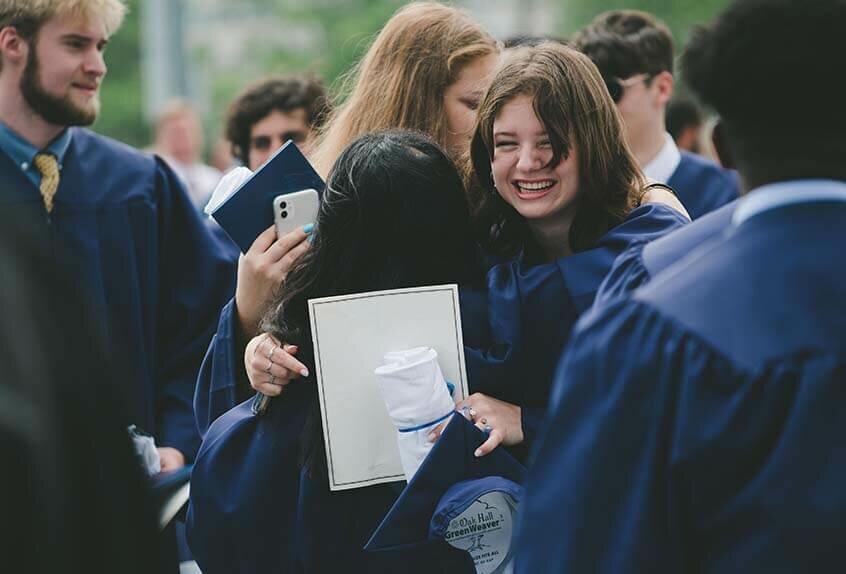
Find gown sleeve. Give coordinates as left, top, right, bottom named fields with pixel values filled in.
left=153, top=158, right=236, bottom=461
left=593, top=202, right=690, bottom=253
left=592, top=200, right=737, bottom=311
left=193, top=297, right=252, bottom=438
left=186, top=386, right=311, bottom=573
left=590, top=239, right=652, bottom=310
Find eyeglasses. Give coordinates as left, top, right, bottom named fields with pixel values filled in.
left=603, top=73, right=654, bottom=103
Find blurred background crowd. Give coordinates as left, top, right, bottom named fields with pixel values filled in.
left=103, top=0, right=726, bottom=191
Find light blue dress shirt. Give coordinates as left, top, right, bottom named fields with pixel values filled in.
left=0, top=121, right=73, bottom=188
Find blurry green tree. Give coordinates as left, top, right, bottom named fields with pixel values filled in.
left=205, top=0, right=405, bottom=157
left=92, top=0, right=731, bottom=149
left=562, top=0, right=730, bottom=62
left=95, top=0, right=147, bottom=147
left=265, top=0, right=405, bottom=94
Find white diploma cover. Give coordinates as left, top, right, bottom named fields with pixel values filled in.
left=308, top=285, right=469, bottom=491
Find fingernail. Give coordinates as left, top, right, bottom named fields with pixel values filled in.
left=300, top=368, right=309, bottom=377
left=303, top=223, right=314, bottom=234
left=288, top=345, right=298, bottom=353
left=474, top=449, right=482, bottom=457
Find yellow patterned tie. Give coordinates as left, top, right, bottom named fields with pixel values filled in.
left=33, top=152, right=60, bottom=213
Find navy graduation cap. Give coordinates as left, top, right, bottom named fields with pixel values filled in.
left=365, top=414, right=526, bottom=573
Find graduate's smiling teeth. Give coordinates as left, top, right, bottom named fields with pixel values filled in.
left=514, top=179, right=556, bottom=196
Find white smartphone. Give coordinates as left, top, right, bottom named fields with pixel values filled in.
left=273, top=189, right=319, bottom=238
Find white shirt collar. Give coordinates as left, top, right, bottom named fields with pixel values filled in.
left=642, top=133, right=682, bottom=184
left=732, top=179, right=846, bottom=227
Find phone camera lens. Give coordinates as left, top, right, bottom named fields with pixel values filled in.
left=281, top=210, right=288, bottom=218
left=280, top=201, right=287, bottom=209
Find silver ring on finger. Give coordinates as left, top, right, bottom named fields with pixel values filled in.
left=468, top=408, right=477, bottom=419
left=483, top=424, right=493, bottom=435
left=269, top=374, right=277, bottom=386
left=265, top=360, right=273, bottom=374
left=267, top=344, right=278, bottom=362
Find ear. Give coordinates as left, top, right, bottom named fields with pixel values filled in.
left=0, top=26, right=29, bottom=67
left=652, top=71, right=674, bottom=107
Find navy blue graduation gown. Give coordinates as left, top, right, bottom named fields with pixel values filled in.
left=592, top=199, right=738, bottom=308
left=0, top=128, right=235, bottom=460
left=466, top=202, right=688, bottom=447
left=515, top=198, right=846, bottom=573
left=668, top=151, right=739, bottom=219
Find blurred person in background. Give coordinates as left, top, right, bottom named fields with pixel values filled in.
left=666, top=96, right=703, bottom=154
left=501, top=34, right=567, bottom=48
left=224, top=74, right=330, bottom=170
left=0, top=0, right=234, bottom=477
left=209, top=137, right=235, bottom=173
left=310, top=2, right=501, bottom=175
left=153, top=99, right=222, bottom=209
left=204, top=76, right=331, bottom=260
left=573, top=10, right=738, bottom=219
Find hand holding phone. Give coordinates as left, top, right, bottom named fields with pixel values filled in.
left=235, top=190, right=318, bottom=338
left=274, top=189, right=319, bottom=238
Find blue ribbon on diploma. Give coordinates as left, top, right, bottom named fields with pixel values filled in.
left=397, top=410, right=455, bottom=433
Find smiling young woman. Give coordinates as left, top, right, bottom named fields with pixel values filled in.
left=447, top=42, right=688, bottom=458
left=469, top=42, right=644, bottom=262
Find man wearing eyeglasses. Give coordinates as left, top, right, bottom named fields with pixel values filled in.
left=573, top=10, right=739, bottom=219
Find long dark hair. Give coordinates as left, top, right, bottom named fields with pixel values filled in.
left=468, top=43, right=642, bottom=258
left=262, top=130, right=479, bottom=473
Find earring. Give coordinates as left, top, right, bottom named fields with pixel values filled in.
left=489, top=169, right=498, bottom=193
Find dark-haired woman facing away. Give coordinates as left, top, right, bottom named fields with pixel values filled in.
left=187, top=131, right=483, bottom=574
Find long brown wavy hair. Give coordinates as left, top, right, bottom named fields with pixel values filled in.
left=468, top=43, right=643, bottom=258
left=312, top=2, right=499, bottom=175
